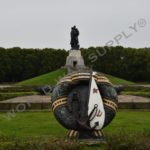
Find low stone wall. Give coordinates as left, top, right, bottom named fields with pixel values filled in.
left=0, top=103, right=51, bottom=112
left=0, top=102, right=149, bottom=112
left=118, top=102, right=150, bottom=109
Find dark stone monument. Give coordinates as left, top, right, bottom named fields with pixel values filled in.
left=65, top=26, right=87, bottom=73
left=52, top=28, right=118, bottom=144
left=52, top=71, right=118, bottom=144
left=70, top=26, right=80, bottom=50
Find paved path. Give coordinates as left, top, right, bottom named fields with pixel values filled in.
left=0, top=95, right=51, bottom=103
left=118, top=95, right=150, bottom=103
left=0, top=85, right=12, bottom=88
left=129, top=84, right=150, bottom=88
left=0, top=95, right=150, bottom=104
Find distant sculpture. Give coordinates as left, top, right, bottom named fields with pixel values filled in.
left=70, top=26, right=80, bottom=50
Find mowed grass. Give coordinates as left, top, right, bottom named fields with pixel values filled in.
left=104, top=74, right=134, bottom=85
left=0, top=110, right=149, bottom=137
left=0, top=110, right=149, bottom=150
left=16, top=69, right=67, bottom=86
left=16, top=68, right=134, bottom=86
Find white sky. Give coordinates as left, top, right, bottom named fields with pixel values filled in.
left=0, top=0, right=149, bottom=49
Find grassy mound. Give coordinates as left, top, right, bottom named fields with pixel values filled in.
left=104, top=74, right=134, bottom=85
left=17, top=69, right=134, bottom=86
left=16, top=69, right=67, bottom=86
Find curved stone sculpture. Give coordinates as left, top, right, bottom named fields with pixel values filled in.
left=51, top=71, right=118, bottom=140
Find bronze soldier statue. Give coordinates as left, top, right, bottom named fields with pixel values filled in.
left=70, top=26, right=80, bottom=50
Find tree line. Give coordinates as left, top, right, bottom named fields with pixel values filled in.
left=81, top=46, right=150, bottom=82
left=0, top=46, right=150, bottom=83
left=0, top=47, right=68, bottom=83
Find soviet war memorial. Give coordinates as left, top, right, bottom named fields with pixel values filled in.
left=0, top=1, right=150, bottom=150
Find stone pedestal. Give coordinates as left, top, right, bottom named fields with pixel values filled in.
left=65, top=50, right=87, bottom=73
left=67, top=130, right=105, bottom=144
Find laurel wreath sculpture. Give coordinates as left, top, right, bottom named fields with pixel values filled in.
left=51, top=71, right=118, bottom=140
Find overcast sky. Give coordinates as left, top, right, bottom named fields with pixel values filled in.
left=0, top=0, right=149, bottom=50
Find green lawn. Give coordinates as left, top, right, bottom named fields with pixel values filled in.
left=0, top=110, right=149, bottom=137
left=16, top=69, right=67, bottom=86
left=0, top=110, right=149, bottom=150
left=16, top=69, right=134, bottom=86
left=104, top=74, right=134, bottom=85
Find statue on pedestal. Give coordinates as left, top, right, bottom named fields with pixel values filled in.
left=70, top=26, right=80, bottom=50
left=52, top=28, right=118, bottom=144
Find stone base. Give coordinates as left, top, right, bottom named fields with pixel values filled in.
left=65, top=50, right=87, bottom=73
left=67, top=130, right=105, bottom=145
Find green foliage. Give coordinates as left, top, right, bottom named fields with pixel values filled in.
left=0, top=136, right=83, bottom=150
left=0, top=46, right=150, bottom=83
left=105, top=132, right=150, bottom=150
left=0, top=47, right=68, bottom=83
left=0, top=133, right=149, bottom=150
left=82, top=46, right=150, bottom=82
